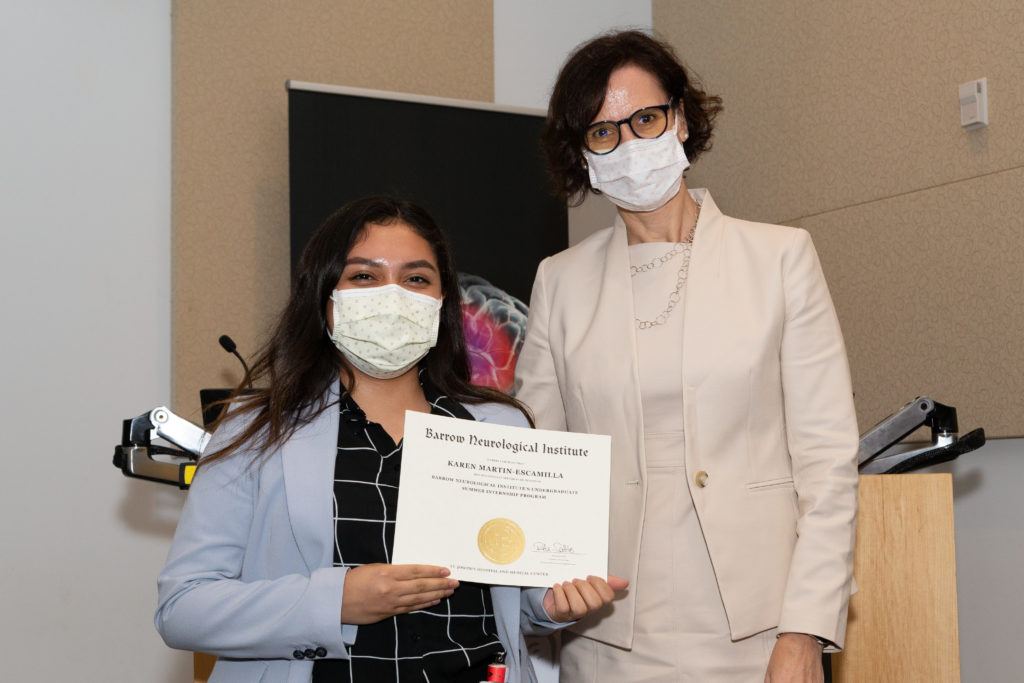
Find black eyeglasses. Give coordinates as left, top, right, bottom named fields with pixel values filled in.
left=584, top=103, right=675, bottom=155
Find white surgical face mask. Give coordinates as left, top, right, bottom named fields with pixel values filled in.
left=583, top=119, right=690, bottom=212
left=328, top=284, right=443, bottom=379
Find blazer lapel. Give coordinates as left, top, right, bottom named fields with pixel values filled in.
left=281, top=380, right=341, bottom=571
left=681, top=188, right=725, bottom=390
left=582, top=220, right=646, bottom=469
left=578, top=191, right=724, bottom=463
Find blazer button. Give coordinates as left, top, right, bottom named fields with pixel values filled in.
left=293, top=650, right=305, bottom=660
left=315, top=646, right=327, bottom=658
left=694, top=470, right=709, bottom=488
left=304, top=648, right=317, bottom=659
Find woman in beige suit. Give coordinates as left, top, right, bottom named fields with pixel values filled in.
left=514, top=31, right=859, bottom=683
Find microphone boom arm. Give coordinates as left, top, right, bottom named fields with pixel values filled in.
left=112, top=407, right=211, bottom=489
left=857, top=396, right=985, bottom=474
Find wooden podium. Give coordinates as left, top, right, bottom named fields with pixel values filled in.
left=832, top=474, right=960, bottom=682
left=193, top=474, right=961, bottom=682
left=194, top=653, right=214, bottom=682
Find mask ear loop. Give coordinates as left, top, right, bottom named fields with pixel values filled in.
left=675, top=106, right=690, bottom=178
left=325, top=290, right=342, bottom=340
left=674, top=105, right=689, bottom=142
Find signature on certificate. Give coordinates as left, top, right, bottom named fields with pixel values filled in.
left=533, top=541, right=576, bottom=554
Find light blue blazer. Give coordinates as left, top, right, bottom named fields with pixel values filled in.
left=155, top=382, right=561, bottom=683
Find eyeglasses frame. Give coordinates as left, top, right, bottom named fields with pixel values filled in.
left=583, top=101, right=678, bottom=155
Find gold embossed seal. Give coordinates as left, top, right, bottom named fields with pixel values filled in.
left=477, top=518, right=526, bottom=565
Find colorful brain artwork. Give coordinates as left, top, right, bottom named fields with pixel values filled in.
left=458, top=273, right=529, bottom=393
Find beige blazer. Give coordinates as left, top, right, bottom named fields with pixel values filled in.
left=514, top=189, right=858, bottom=651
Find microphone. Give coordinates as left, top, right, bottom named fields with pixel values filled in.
left=218, top=335, right=253, bottom=388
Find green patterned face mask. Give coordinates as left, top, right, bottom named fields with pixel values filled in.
left=328, top=284, right=443, bottom=379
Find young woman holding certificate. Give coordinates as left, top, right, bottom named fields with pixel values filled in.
left=155, top=196, right=626, bottom=683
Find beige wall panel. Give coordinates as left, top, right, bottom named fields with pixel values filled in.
left=654, top=0, right=1024, bottom=225
left=172, top=1, right=493, bottom=416
left=654, top=1, right=1024, bottom=436
left=793, top=167, right=1024, bottom=437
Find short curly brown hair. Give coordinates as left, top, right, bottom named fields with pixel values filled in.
left=542, top=30, right=723, bottom=206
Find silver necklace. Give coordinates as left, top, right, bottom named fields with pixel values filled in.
left=632, top=202, right=701, bottom=330
left=629, top=241, right=687, bottom=276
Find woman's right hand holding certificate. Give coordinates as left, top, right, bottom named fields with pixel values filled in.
left=341, top=564, right=459, bottom=624
left=544, top=575, right=629, bottom=622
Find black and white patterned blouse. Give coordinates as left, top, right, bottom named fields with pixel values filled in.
left=312, top=381, right=502, bottom=683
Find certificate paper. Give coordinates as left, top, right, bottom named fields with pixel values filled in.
left=393, top=411, right=610, bottom=587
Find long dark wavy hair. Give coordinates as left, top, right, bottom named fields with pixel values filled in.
left=203, top=196, right=533, bottom=465
left=543, top=30, right=724, bottom=205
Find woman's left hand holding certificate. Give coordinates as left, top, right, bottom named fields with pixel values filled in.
left=543, top=574, right=630, bottom=622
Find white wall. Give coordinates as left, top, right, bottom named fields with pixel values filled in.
left=494, top=0, right=652, bottom=110
left=494, top=0, right=653, bottom=246
left=0, top=2, right=187, bottom=681
left=921, top=438, right=1024, bottom=682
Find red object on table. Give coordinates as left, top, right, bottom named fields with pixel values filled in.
left=485, top=662, right=508, bottom=682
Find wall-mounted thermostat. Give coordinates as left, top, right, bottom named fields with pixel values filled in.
left=959, top=78, right=988, bottom=129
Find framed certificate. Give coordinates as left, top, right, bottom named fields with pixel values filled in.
left=393, top=411, right=611, bottom=587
